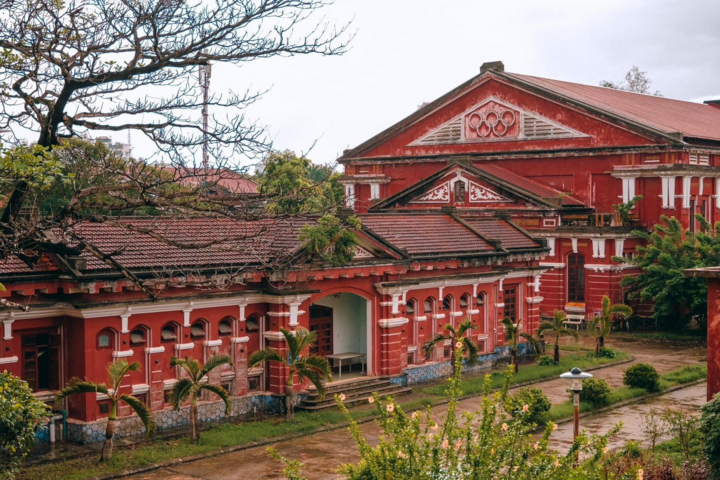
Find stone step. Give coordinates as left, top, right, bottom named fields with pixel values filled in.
left=298, top=387, right=413, bottom=411
left=304, top=378, right=392, bottom=399
left=301, top=382, right=409, bottom=405
left=298, top=378, right=412, bottom=411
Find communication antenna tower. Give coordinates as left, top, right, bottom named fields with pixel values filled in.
left=199, top=62, right=212, bottom=169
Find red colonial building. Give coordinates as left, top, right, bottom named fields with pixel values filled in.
left=3, top=61, right=720, bottom=442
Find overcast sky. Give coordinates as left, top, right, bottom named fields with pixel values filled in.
left=122, top=0, right=720, bottom=167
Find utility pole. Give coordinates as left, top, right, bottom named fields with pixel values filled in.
left=199, top=62, right=212, bottom=170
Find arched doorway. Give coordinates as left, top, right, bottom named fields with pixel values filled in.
left=309, top=292, right=372, bottom=378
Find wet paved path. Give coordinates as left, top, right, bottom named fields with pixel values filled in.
left=127, top=337, right=707, bottom=480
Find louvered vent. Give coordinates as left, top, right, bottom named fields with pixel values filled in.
left=416, top=117, right=462, bottom=145
left=523, top=115, right=574, bottom=138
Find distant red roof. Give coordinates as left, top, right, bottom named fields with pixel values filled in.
left=462, top=218, right=539, bottom=250
left=474, top=164, right=585, bottom=206
left=166, top=167, right=258, bottom=194
left=509, top=73, right=720, bottom=142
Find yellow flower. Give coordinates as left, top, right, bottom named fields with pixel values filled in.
left=430, top=423, right=439, bottom=431
left=552, top=423, right=558, bottom=431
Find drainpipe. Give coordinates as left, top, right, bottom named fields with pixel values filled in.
left=49, top=411, right=67, bottom=443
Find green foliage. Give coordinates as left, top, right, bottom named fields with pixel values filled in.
left=623, top=363, right=660, bottom=392
left=538, top=310, right=578, bottom=363
left=504, top=387, right=551, bottom=421
left=421, top=319, right=481, bottom=371
left=617, top=215, right=720, bottom=329
left=537, top=355, right=554, bottom=366
left=596, top=347, right=618, bottom=359
left=257, top=150, right=343, bottom=215
left=325, top=350, right=622, bottom=479
left=663, top=408, right=700, bottom=461
left=589, top=296, right=632, bottom=355
left=579, top=377, right=612, bottom=406
left=0, top=371, right=50, bottom=478
left=0, top=144, right=68, bottom=194
left=700, top=393, right=720, bottom=471
left=612, top=195, right=643, bottom=226
left=298, top=214, right=361, bottom=266
left=620, top=440, right=643, bottom=458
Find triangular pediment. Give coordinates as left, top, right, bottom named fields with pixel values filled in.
left=410, top=97, right=587, bottom=147
left=407, top=169, right=512, bottom=206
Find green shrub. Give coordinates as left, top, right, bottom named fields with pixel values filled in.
left=701, top=393, right=720, bottom=471
left=623, top=363, right=660, bottom=392
left=0, top=371, right=50, bottom=478
left=537, top=355, right=554, bottom=367
left=621, top=440, right=643, bottom=458
left=596, top=347, right=617, bottom=359
left=505, top=387, right=551, bottom=421
left=578, top=377, right=611, bottom=406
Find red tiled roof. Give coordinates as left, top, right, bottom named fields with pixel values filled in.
left=165, top=167, right=258, bottom=194
left=509, top=73, right=720, bottom=142
left=462, top=219, right=539, bottom=250
left=0, top=255, right=58, bottom=275
left=70, top=217, right=310, bottom=271
left=361, top=214, right=494, bottom=256
left=474, top=164, right=585, bottom=206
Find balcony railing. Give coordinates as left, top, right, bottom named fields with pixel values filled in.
left=560, top=213, right=640, bottom=228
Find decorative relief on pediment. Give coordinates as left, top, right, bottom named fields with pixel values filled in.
left=469, top=182, right=508, bottom=203
left=353, top=246, right=375, bottom=259
left=410, top=97, right=587, bottom=146
left=409, top=182, right=450, bottom=203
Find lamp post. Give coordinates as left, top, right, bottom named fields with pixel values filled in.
left=560, top=367, right=593, bottom=441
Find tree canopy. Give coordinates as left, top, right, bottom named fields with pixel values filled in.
left=600, top=66, right=662, bottom=96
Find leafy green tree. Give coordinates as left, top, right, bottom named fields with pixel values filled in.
left=537, top=310, right=578, bottom=364
left=168, top=355, right=233, bottom=442
left=55, top=360, right=156, bottom=462
left=501, top=318, right=541, bottom=372
left=299, top=214, right=362, bottom=266
left=700, top=393, right=720, bottom=471
left=0, top=371, right=50, bottom=478
left=421, top=319, right=480, bottom=372
left=589, top=296, right=632, bottom=355
left=249, top=327, right=332, bottom=421
left=618, top=215, right=720, bottom=329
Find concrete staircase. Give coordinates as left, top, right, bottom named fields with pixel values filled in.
left=297, top=377, right=412, bottom=411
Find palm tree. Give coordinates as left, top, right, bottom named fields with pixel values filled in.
left=421, top=319, right=480, bottom=372
left=538, top=310, right=579, bottom=364
left=168, top=354, right=233, bottom=442
left=55, top=360, right=156, bottom=461
left=501, top=317, right=541, bottom=373
left=589, top=295, right=633, bottom=355
left=249, top=327, right=332, bottom=421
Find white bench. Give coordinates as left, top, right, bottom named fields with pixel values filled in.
left=563, top=314, right=585, bottom=330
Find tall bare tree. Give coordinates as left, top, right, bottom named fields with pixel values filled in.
left=0, top=0, right=351, bottom=297
left=600, top=66, right=662, bottom=96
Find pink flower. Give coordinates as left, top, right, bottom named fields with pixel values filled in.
left=398, top=451, right=407, bottom=459
left=455, top=440, right=463, bottom=450
left=554, top=459, right=561, bottom=467
left=522, top=404, right=530, bottom=413
left=411, top=411, right=420, bottom=420
left=455, top=341, right=463, bottom=349
left=501, top=423, right=508, bottom=431
left=386, top=403, right=395, bottom=413
left=338, top=393, right=346, bottom=401
left=491, top=448, right=495, bottom=455
left=533, top=442, right=540, bottom=451
left=441, top=440, right=449, bottom=450
left=637, top=469, right=644, bottom=480
left=368, top=396, right=375, bottom=404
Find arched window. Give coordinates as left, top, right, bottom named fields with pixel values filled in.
left=442, top=295, right=453, bottom=311
left=568, top=253, right=586, bottom=303
left=246, top=317, right=260, bottom=332
left=218, top=318, right=233, bottom=337
left=459, top=294, right=471, bottom=309
left=423, top=297, right=435, bottom=314
left=476, top=292, right=485, bottom=307
left=190, top=322, right=206, bottom=339
left=405, top=299, right=416, bottom=315
left=160, top=324, right=178, bottom=343
left=129, top=328, right=146, bottom=347
left=454, top=181, right=466, bottom=202
left=97, top=329, right=114, bottom=349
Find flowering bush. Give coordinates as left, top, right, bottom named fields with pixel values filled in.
left=0, top=370, right=50, bottom=478
left=332, top=349, right=626, bottom=480
left=505, top=387, right=551, bottom=422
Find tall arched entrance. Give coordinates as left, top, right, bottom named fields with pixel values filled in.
left=309, top=292, right=372, bottom=378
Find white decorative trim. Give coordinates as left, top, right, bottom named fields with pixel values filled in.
left=204, top=339, right=223, bottom=347
left=266, top=311, right=290, bottom=317
left=495, top=303, right=505, bottom=308
left=120, top=313, right=131, bottom=334
left=526, top=296, right=544, bottom=304
left=0, top=356, right=18, bottom=365
left=145, top=346, right=165, bottom=354
left=571, top=238, right=578, bottom=254
left=163, top=379, right=178, bottom=390
left=547, top=237, right=556, bottom=257
left=469, top=181, right=508, bottom=203
left=615, top=238, right=625, bottom=258
left=432, top=313, right=446, bottom=320
left=450, top=311, right=463, bottom=318
left=408, top=346, right=418, bottom=353
left=175, top=343, right=194, bottom=351
left=231, top=336, right=250, bottom=344
left=378, top=317, right=409, bottom=328
left=2, top=319, right=14, bottom=340
left=410, top=182, right=450, bottom=203
left=263, top=331, right=287, bottom=342
left=468, top=309, right=480, bottom=315
left=415, top=315, right=428, bottom=322
left=132, top=383, right=150, bottom=395
left=539, top=262, right=566, bottom=269
left=112, top=350, right=134, bottom=358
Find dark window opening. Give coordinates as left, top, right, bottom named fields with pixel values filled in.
left=503, top=287, right=517, bottom=321
left=405, top=300, right=415, bottom=315
left=454, top=181, right=466, bottom=202
left=99, top=402, right=110, bottom=415
left=460, top=295, right=470, bottom=308
left=442, top=296, right=452, bottom=311
left=219, top=320, right=232, bottom=336
left=423, top=299, right=434, bottom=313
left=97, top=334, right=111, bottom=349
left=246, top=318, right=259, bottom=332
left=130, top=329, right=146, bottom=346
left=190, top=323, right=206, bottom=339
left=21, top=331, right=60, bottom=391
left=568, top=254, right=586, bottom=303
left=161, top=325, right=177, bottom=343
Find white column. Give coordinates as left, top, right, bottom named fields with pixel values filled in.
left=571, top=238, right=578, bottom=254
left=547, top=237, right=556, bottom=257
left=615, top=238, right=625, bottom=257
left=3, top=319, right=14, bottom=340
left=238, top=304, right=246, bottom=322
left=288, top=302, right=302, bottom=327
left=183, top=308, right=193, bottom=327
left=660, top=177, right=669, bottom=208
left=533, top=274, right=542, bottom=293
left=591, top=239, right=599, bottom=258
left=120, top=313, right=131, bottom=334
left=344, top=184, right=355, bottom=208
left=683, top=176, right=692, bottom=209
left=391, top=293, right=402, bottom=315
left=668, top=176, right=676, bottom=209
left=699, top=177, right=706, bottom=196
left=598, top=239, right=606, bottom=259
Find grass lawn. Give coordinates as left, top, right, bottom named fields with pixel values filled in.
left=615, top=330, right=707, bottom=343
left=419, top=350, right=630, bottom=397
left=535, top=364, right=708, bottom=424
left=20, top=350, right=627, bottom=480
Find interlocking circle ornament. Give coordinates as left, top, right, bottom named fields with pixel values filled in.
left=467, top=109, right=517, bottom=137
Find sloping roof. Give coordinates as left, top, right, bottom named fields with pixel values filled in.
left=461, top=218, right=539, bottom=249
left=166, top=167, right=259, bottom=194
left=474, top=164, right=584, bottom=206
left=508, top=73, right=720, bottom=142
left=0, top=255, right=58, bottom=275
